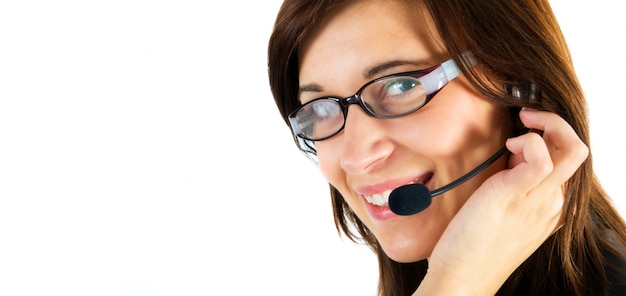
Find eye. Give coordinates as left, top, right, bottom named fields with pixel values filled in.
left=294, top=99, right=344, bottom=140
left=361, top=76, right=427, bottom=116
left=311, top=100, right=341, bottom=118
left=382, top=78, right=418, bottom=97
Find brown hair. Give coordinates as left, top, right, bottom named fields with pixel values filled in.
left=267, top=0, right=626, bottom=295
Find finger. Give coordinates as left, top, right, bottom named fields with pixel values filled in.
left=519, top=109, right=579, bottom=150
left=506, top=128, right=543, bottom=169
left=518, top=109, right=589, bottom=183
left=501, top=131, right=553, bottom=194
left=505, top=131, right=564, bottom=233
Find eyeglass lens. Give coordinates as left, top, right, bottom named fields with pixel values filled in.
left=291, top=74, right=428, bottom=141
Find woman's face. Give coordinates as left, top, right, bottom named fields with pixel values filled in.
left=298, top=1, right=512, bottom=262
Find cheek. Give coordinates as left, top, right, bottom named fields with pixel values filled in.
left=315, top=142, right=345, bottom=187
left=315, top=141, right=367, bottom=215
left=413, top=89, right=510, bottom=156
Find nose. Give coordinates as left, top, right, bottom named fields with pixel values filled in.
left=339, top=105, right=393, bottom=175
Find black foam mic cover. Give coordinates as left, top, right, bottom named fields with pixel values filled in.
left=388, top=183, right=432, bottom=216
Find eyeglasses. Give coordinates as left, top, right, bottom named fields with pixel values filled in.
left=288, top=54, right=470, bottom=141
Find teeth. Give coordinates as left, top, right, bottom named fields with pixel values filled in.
left=364, top=189, right=393, bottom=206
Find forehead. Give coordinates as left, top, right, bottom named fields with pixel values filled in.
left=302, top=1, right=421, bottom=54
left=298, top=0, right=447, bottom=92
left=302, top=1, right=444, bottom=50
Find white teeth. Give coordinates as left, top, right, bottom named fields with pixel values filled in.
left=364, top=189, right=393, bottom=206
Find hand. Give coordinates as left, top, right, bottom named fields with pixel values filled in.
left=414, top=109, right=589, bottom=295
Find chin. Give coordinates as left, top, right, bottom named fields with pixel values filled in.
left=385, top=250, right=430, bottom=264
left=379, top=239, right=434, bottom=263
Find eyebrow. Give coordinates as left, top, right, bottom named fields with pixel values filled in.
left=363, top=60, right=429, bottom=80
left=298, top=59, right=431, bottom=97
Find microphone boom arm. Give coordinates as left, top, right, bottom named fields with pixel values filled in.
left=430, top=146, right=509, bottom=197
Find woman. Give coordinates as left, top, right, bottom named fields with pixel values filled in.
left=267, top=0, right=626, bottom=295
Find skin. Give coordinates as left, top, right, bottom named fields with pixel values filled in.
left=299, top=1, right=512, bottom=262
left=299, top=1, right=589, bottom=293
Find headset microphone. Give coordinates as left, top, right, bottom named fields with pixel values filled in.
left=388, top=146, right=509, bottom=216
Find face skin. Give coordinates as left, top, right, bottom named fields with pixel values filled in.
left=298, top=0, right=513, bottom=263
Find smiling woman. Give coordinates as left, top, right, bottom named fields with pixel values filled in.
left=267, top=0, right=626, bottom=295
left=0, top=0, right=624, bottom=295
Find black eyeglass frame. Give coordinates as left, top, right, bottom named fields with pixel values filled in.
left=288, top=54, right=470, bottom=141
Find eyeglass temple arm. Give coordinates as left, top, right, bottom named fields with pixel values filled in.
left=421, top=51, right=475, bottom=95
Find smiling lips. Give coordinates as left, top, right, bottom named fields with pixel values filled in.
left=364, top=189, right=394, bottom=206
left=360, top=173, right=433, bottom=207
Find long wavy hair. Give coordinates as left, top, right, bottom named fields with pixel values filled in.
left=267, top=0, right=626, bottom=295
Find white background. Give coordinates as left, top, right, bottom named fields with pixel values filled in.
left=0, top=1, right=623, bottom=295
